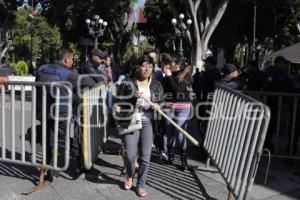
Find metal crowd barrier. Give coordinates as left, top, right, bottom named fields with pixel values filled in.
left=0, top=81, right=72, bottom=194
left=82, top=84, right=108, bottom=170
left=242, top=90, right=300, bottom=159
left=203, top=85, right=270, bottom=200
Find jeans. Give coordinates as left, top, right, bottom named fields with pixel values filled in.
left=158, top=133, right=168, bottom=153
left=164, top=107, right=191, bottom=151
left=122, top=122, right=153, bottom=188
left=156, top=120, right=168, bottom=153
left=107, top=86, right=113, bottom=111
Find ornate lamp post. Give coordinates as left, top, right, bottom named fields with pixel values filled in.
left=85, top=15, right=108, bottom=49
left=171, top=14, right=192, bottom=58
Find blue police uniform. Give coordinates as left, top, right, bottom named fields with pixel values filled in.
left=263, top=67, right=294, bottom=152
left=36, top=61, right=81, bottom=169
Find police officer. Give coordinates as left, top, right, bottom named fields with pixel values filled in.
left=219, top=63, right=240, bottom=90
left=80, top=49, right=112, bottom=84
left=193, top=56, right=222, bottom=136
left=193, top=56, right=222, bottom=102
left=263, top=56, right=294, bottom=152
left=263, top=56, right=294, bottom=93
left=36, top=47, right=85, bottom=179
left=243, top=61, right=265, bottom=91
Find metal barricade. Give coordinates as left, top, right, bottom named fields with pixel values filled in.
left=82, top=84, right=108, bottom=170
left=242, top=90, right=300, bottom=159
left=0, top=81, right=72, bottom=194
left=203, top=85, right=270, bottom=200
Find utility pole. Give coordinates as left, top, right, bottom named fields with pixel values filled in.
left=252, top=1, right=257, bottom=61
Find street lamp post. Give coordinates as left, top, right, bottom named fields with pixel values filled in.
left=23, top=0, right=39, bottom=66
left=23, top=0, right=35, bottom=66
left=252, top=1, right=257, bottom=61
left=85, top=15, right=108, bottom=49
left=28, top=14, right=34, bottom=64
left=171, top=14, right=192, bottom=58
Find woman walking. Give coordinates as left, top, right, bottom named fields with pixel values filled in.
left=115, top=55, right=163, bottom=197
left=162, top=56, right=193, bottom=171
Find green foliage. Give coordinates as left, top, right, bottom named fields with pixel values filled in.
left=8, top=0, right=300, bottom=67
left=122, top=44, right=135, bottom=61
left=141, top=0, right=174, bottom=52
left=43, top=0, right=134, bottom=66
left=213, top=0, right=300, bottom=60
left=139, top=39, right=152, bottom=52
left=69, top=42, right=80, bottom=58
left=12, top=8, right=62, bottom=61
left=0, top=0, right=17, bottom=22
left=273, top=0, right=300, bottom=48
left=12, top=60, right=29, bottom=76
left=122, top=38, right=152, bottom=61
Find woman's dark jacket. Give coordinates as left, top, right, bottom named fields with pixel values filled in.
left=115, top=76, right=164, bottom=129
left=162, top=70, right=193, bottom=103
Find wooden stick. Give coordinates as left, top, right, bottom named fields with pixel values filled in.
left=141, top=96, right=199, bottom=147
left=227, top=191, right=232, bottom=200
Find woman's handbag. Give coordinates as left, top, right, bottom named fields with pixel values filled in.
left=118, top=111, right=142, bottom=135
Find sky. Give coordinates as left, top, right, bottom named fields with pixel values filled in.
left=134, top=0, right=147, bottom=9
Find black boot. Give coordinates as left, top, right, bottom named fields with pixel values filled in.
left=167, top=147, right=175, bottom=165
left=180, top=150, right=188, bottom=171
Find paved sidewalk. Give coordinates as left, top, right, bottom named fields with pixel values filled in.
left=0, top=135, right=300, bottom=200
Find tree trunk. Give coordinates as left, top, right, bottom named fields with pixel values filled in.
left=297, top=23, right=300, bottom=34
left=194, top=33, right=204, bottom=71
left=114, top=45, right=122, bottom=68
left=0, top=30, right=12, bottom=65
left=0, top=46, right=9, bottom=61
left=187, top=0, right=229, bottom=71
left=188, top=0, right=202, bottom=70
left=113, top=41, right=122, bottom=67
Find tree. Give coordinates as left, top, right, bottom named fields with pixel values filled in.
left=210, top=0, right=252, bottom=63
left=212, top=0, right=300, bottom=64
left=141, top=0, right=175, bottom=53
left=12, top=8, right=62, bottom=61
left=0, top=0, right=17, bottom=65
left=44, top=0, right=134, bottom=67
left=141, top=0, right=230, bottom=70
left=101, top=0, right=134, bottom=67
left=183, top=0, right=230, bottom=70
left=268, top=0, right=300, bottom=49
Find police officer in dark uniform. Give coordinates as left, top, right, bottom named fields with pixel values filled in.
left=263, top=56, right=294, bottom=93
left=244, top=61, right=265, bottom=91
left=36, top=47, right=88, bottom=178
left=263, top=56, right=294, bottom=152
left=193, top=56, right=222, bottom=136
left=193, top=56, right=222, bottom=103
left=219, top=63, right=240, bottom=90
left=80, top=49, right=111, bottom=84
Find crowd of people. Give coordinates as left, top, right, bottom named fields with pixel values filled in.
left=35, top=46, right=299, bottom=197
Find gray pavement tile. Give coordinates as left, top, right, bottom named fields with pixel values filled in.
left=1, top=133, right=300, bottom=200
